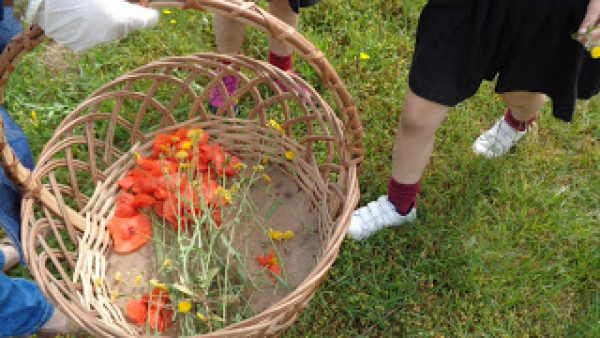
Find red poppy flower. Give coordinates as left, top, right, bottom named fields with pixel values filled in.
left=115, top=192, right=137, bottom=217
left=125, top=298, right=148, bottom=326
left=256, top=249, right=281, bottom=283
left=126, top=288, right=173, bottom=333
left=107, top=213, right=153, bottom=254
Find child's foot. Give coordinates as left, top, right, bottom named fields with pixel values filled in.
left=472, top=115, right=529, bottom=157
left=209, top=75, right=239, bottom=114
left=347, top=195, right=416, bottom=240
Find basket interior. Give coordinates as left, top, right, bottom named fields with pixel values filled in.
left=21, top=53, right=356, bottom=336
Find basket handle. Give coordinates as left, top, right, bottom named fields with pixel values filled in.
left=0, top=0, right=363, bottom=232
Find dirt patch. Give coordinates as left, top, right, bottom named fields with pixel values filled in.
left=39, top=42, right=78, bottom=74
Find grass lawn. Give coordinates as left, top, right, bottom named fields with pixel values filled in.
left=2, top=0, right=599, bottom=336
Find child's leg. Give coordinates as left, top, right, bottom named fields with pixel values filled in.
left=268, top=0, right=298, bottom=71
left=213, top=15, right=246, bottom=54
left=348, top=90, right=450, bottom=240
left=473, top=91, right=545, bottom=157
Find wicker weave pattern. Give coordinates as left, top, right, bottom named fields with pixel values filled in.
left=0, top=1, right=363, bottom=336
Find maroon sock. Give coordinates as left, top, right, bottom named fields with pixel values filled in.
left=504, top=109, right=537, bottom=132
left=387, top=178, right=420, bottom=215
left=268, top=51, right=293, bottom=72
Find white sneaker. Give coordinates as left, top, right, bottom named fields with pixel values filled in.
left=472, top=116, right=528, bottom=158
left=347, top=195, right=416, bottom=240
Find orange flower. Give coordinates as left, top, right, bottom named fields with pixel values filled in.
left=126, top=288, right=173, bottom=333
left=256, top=249, right=281, bottom=283
left=107, top=213, right=153, bottom=254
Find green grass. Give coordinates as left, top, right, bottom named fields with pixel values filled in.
left=1, top=0, right=599, bottom=336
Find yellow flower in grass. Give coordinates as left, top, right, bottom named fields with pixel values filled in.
left=30, top=111, right=37, bottom=120
left=592, top=46, right=600, bottom=59
left=284, top=231, right=295, bottom=239
left=360, top=52, right=371, bottom=60
left=170, top=19, right=177, bottom=24
left=267, top=120, right=285, bottom=135
left=163, top=9, right=172, bottom=14
left=134, top=275, right=143, bottom=285
left=178, top=301, right=192, bottom=313
left=163, top=259, right=172, bottom=268
left=150, top=279, right=169, bottom=291
left=285, top=151, right=295, bottom=161
left=196, top=312, right=208, bottom=322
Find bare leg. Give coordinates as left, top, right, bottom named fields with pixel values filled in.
left=213, top=15, right=246, bottom=54
left=500, top=91, right=546, bottom=121
left=268, top=0, right=298, bottom=57
left=0, top=245, right=19, bottom=272
left=392, top=89, right=451, bottom=184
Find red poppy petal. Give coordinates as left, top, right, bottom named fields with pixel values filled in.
left=125, top=298, right=148, bottom=326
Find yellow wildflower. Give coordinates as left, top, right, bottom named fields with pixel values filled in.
left=163, top=259, right=172, bottom=268
left=94, top=277, right=103, bottom=288
left=360, top=52, right=371, bottom=60
left=134, top=275, right=143, bottom=285
left=267, top=120, right=285, bottom=135
left=110, top=288, right=119, bottom=302
left=284, top=231, right=295, bottom=239
left=175, top=150, right=189, bottom=160
left=188, top=129, right=204, bottom=141
left=261, top=157, right=270, bottom=165
left=270, top=229, right=284, bottom=240
left=134, top=152, right=141, bottom=160
left=150, top=279, right=169, bottom=291
left=30, top=111, right=37, bottom=120
left=233, top=162, right=246, bottom=171
left=170, top=19, right=177, bottom=24
left=115, top=272, right=122, bottom=282
left=285, top=151, right=295, bottom=161
left=171, top=136, right=180, bottom=142
left=263, top=174, right=271, bottom=183
left=180, top=163, right=190, bottom=169
left=592, top=46, right=600, bottom=59
left=196, top=312, right=208, bottom=322
left=253, top=164, right=265, bottom=171
left=178, top=301, right=192, bottom=313
left=215, top=187, right=233, bottom=204
left=180, top=140, right=193, bottom=150
left=163, top=9, right=172, bottom=14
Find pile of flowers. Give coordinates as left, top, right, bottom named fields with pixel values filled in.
left=106, top=125, right=296, bottom=334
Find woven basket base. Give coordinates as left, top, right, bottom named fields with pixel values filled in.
left=105, top=163, right=321, bottom=334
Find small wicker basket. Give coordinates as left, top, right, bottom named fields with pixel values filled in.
left=0, top=0, right=363, bottom=336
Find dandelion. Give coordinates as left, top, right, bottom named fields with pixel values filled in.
left=196, top=312, right=208, bottom=322
left=592, top=46, right=600, bottom=59
left=170, top=19, right=177, bottom=24
left=267, top=120, right=285, bottom=134
left=285, top=151, right=295, bottom=161
left=360, top=52, right=371, bottom=60
left=262, top=157, right=270, bottom=165
left=262, top=174, right=271, bottom=183
left=284, top=231, right=295, bottom=239
left=134, top=275, right=143, bottom=285
left=215, top=187, right=233, bottom=204
left=178, top=301, right=192, bottom=313
left=134, top=152, right=141, bottom=161
left=233, top=162, right=246, bottom=171
left=163, top=259, right=172, bottom=268
left=30, top=111, right=37, bottom=120
left=163, top=9, right=172, bottom=14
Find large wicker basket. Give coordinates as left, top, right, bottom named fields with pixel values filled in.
left=0, top=0, right=363, bottom=336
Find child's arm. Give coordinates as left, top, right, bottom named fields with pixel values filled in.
left=577, top=0, right=600, bottom=45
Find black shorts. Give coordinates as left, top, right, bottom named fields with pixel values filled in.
left=268, top=0, right=322, bottom=13
left=409, top=0, right=600, bottom=122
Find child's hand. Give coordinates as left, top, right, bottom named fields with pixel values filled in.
left=30, top=0, right=159, bottom=52
left=577, top=0, right=600, bottom=46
